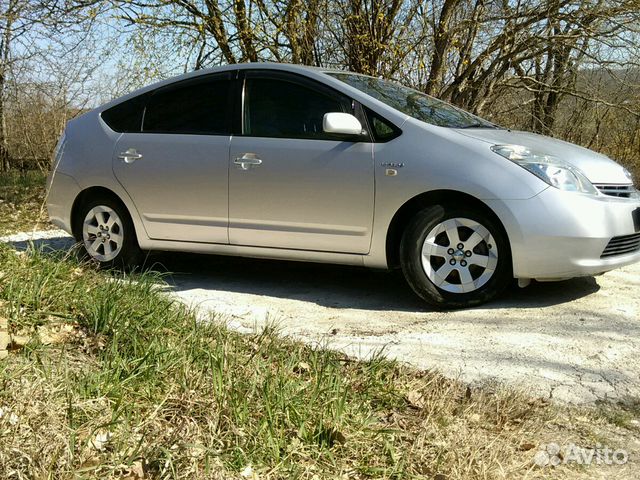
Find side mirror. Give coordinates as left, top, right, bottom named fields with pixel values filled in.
left=323, top=112, right=363, bottom=136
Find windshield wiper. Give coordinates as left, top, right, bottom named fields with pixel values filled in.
left=458, top=123, right=498, bottom=129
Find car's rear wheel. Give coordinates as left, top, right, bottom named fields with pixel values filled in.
left=400, top=205, right=512, bottom=308
left=75, top=195, right=141, bottom=269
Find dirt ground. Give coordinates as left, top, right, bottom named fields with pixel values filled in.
left=3, top=229, right=640, bottom=405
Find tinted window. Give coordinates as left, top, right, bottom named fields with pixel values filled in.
left=365, top=107, right=401, bottom=142
left=143, top=77, right=230, bottom=134
left=328, top=72, right=497, bottom=129
left=101, top=94, right=148, bottom=133
left=244, top=77, right=351, bottom=139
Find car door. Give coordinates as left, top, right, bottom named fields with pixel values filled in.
left=112, top=72, right=233, bottom=244
left=228, top=70, right=375, bottom=254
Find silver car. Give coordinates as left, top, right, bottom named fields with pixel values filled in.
left=47, top=63, right=640, bottom=308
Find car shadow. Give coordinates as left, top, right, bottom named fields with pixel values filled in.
left=1, top=233, right=601, bottom=312
left=152, top=251, right=601, bottom=312
left=2, top=234, right=76, bottom=254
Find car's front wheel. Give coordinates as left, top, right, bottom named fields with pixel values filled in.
left=400, top=205, right=512, bottom=308
left=75, top=195, right=141, bottom=269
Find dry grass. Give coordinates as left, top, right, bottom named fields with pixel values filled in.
left=0, top=245, right=638, bottom=479
left=0, top=171, right=51, bottom=236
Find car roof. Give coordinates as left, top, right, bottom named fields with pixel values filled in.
left=173, top=61, right=323, bottom=78
left=95, top=62, right=410, bottom=126
left=112, top=62, right=337, bottom=98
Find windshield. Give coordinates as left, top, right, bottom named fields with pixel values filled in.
left=327, top=72, right=497, bottom=129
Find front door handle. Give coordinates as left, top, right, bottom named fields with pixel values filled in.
left=118, top=148, right=143, bottom=164
left=234, top=153, right=262, bottom=170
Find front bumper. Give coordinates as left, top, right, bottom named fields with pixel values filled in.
left=487, top=188, right=640, bottom=280
left=46, top=171, right=81, bottom=236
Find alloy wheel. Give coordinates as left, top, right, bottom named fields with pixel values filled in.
left=421, top=217, right=498, bottom=293
left=82, top=205, right=124, bottom=262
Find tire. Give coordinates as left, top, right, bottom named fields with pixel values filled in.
left=400, top=204, right=512, bottom=308
left=74, top=194, right=142, bottom=269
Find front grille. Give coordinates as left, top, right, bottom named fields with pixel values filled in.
left=594, top=184, right=636, bottom=198
left=601, top=232, right=640, bottom=258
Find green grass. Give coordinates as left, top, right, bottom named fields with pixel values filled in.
left=0, top=170, right=50, bottom=235
left=1, top=176, right=639, bottom=478
left=1, top=245, right=638, bottom=479
left=0, top=170, right=45, bottom=188
left=594, top=401, right=640, bottom=431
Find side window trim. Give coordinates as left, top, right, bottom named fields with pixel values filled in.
left=239, top=70, right=370, bottom=142
left=140, top=97, right=148, bottom=133
left=231, top=72, right=244, bottom=136
left=353, top=101, right=373, bottom=142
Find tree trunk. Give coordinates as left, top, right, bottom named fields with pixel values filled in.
left=233, top=0, right=258, bottom=62
left=0, top=1, right=14, bottom=172
left=425, top=0, right=462, bottom=96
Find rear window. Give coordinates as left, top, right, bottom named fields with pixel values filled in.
left=101, top=94, right=148, bottom=133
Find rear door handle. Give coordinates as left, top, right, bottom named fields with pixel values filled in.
left=118, top=148, right=143, bottom=164
left=234, top=153, right=262, bottom=170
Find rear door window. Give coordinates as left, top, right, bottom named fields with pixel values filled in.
left=143, top=74, right=232, bottom=135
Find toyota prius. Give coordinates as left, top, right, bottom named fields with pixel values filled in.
left=46, top=63, right=640, bottom=307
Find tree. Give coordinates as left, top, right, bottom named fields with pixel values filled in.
left=0, top=0, right=40, bottom=171
left=0, top=0, right=115, bottom=171
left=2, top=0, right=639, bottom=177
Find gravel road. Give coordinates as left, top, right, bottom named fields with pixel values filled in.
left=3, top=229, right=640, bottom=405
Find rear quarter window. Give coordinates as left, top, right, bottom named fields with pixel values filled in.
left=101, top=94, right=148, bottom=133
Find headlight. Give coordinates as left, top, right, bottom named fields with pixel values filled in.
left=623, top=168, right=634, bottom=184
left=491, top=144, right=598, bottom=195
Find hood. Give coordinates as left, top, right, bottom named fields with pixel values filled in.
left=454, top=128, right=632, bottom=185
